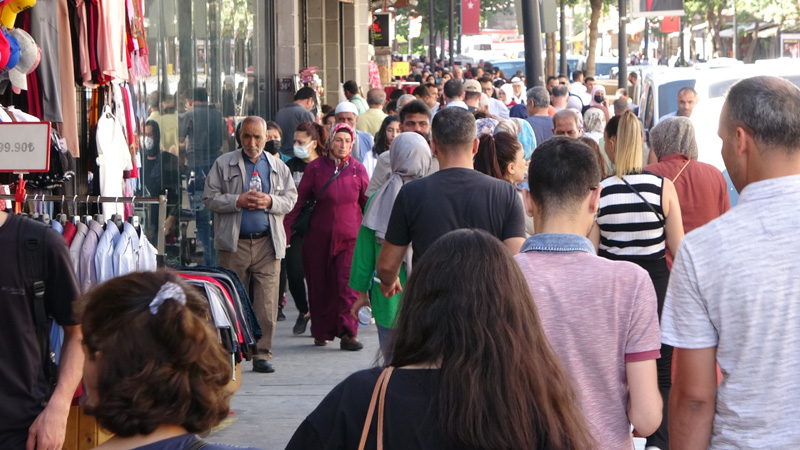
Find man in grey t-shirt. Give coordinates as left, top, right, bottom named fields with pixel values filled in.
left=662, top=76, right=800, bottom=449
left=275, top=87, right=316, bottom=157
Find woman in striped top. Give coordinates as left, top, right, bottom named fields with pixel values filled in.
left=589, top=109, right=684, bottom=450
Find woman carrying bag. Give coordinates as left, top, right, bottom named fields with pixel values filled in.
left=284, top=123, right=369, bottom=351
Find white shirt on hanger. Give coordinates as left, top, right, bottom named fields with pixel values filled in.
left=94, top=220, right=121, bottom=283
left=96, top=106, right=131, bottom=221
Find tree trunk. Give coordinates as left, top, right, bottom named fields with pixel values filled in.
left=772, top=15, right=786, bottom=58
left=545, top=32, right=557, bottom=78
left=744, top=20, right=760, bottom=63
left=586, top=0, right=603, bottom=78
left=689, top=19, right=696, bottom=64
left=706, top=6, right=718, bottom=58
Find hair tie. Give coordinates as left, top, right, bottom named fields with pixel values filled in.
left=149, top=282, right=187, bottom=315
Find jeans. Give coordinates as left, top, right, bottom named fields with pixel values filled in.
left=192, top=166, right=217, bottom=267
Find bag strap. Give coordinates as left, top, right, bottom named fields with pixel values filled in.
left=183, top=437, right=209, bottom=450
left=18, top=219, right=54, bottom=390
left=358, top=366, right=394, bottom=450
left=671, top=159, right=691, bottom=183
left=620, top=177, right=666, bottom=228
left=310, top=161, right=349, bottom=205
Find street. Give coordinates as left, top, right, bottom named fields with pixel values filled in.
left=207, top=298, right=380, bottom=449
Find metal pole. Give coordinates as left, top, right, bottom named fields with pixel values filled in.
left=732, top=0, right=737, bottom=59
left=522, top=0, right=545, bottom=86
left=619, top=0, right=627, bottom=89
left=429, top=0, right=436, bottom=66
left=559, top=0, right=567, bottom=76
left=644, top=19, right=649, bottom=62
left=449, top=0, right=454, bottom=66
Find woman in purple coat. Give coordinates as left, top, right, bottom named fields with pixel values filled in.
left=285, top=123, right=369, bottom=350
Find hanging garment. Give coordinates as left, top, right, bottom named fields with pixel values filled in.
left=57, top=0, right=80, bottom=157
left=138, top=230, right=157, bottom=271
left=78, top=219, right=103, bottom=292
left=95, top=105, right=131, bottom=220
left=29, top=0, right=64, bottom=123
left=112, top=221, right=139, bottom=277
left=69, top=221, right=88, bottom=278
left=94, top=219, right=120, bottom=283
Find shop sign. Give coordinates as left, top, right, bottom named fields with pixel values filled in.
left=372, top=13, right=391, bottom=47
left=0, top=123, right=52, bottom=172
left=392, top=61, right=410, bottom=77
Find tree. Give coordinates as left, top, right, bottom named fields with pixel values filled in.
left=585, top=0, right=605, bottom=78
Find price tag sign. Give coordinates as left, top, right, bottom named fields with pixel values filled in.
left=0, top=122, right=51, bottom=172
left=392, top=61, right=410, bottom=77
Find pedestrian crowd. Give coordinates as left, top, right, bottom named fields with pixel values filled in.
left=3, top=73, right=800, bottom=450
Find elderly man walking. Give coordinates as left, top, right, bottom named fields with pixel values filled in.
left=356, top=88, right=387, bottom=136
left=663, top=76, right=800, bottom=448
left=645, top=117, right=729, bottom=267
left=203, top=116, right=297, bottom=374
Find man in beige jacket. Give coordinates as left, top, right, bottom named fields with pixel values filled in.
left=203, top=116, right=297, bottom=373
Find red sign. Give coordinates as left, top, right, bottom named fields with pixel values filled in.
left=661, top=16, right=680, bottom=33
left=462, top=0, right=481, bottom=35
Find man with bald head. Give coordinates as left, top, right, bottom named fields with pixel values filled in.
left=663, top=76, right=800, bottom=448
left=203, top=116, right=298, bottom=374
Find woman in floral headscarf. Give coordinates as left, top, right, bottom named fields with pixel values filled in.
left=284, top=123, right=370, bottom=351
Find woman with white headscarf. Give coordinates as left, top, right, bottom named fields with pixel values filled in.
left=349, top=132, right=432, bottom=360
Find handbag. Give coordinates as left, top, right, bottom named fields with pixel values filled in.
left=358, top=367, right=395, bottom=450
left=291, top=161, right=348, bottom=236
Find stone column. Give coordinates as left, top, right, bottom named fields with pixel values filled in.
left=341, top=0, right=370, bottom=93
left=276, top=0, right=302, bottom=108
left=324, top=0, right=342, bottom=105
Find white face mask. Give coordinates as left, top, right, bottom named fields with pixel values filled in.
left=294, top=143, right=313, bottom=159
left=144, top=137, right=154, bottom=149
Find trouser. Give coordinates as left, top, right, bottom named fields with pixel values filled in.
left=285, top=233, right=308, bottom=315
left=218, top=235, right=279, bottom=361
left=192, top=166, right=217, bottom=267
left=376, top=322, right=392, bottom=364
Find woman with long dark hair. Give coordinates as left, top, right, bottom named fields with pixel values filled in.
left=590, top=108, right=684, bottom=450
left=287, top=229, right=595, bottom=450
left=474, top=132, right=533, bottom=236
left=372, top=115, right=400, bottom=157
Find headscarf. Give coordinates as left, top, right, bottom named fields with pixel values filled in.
left=589, top=85, right=607, bottom=108
left=144, top=120, right=161, bottom=157
left=362, top=132, right=432, bottom=240
left=476, top=118, right=499, bottom=137
left=649, top=116, right=698, bottom=160
left=500, top=84, right=516, bottom=107
left=495, top=118, right=536, bottom=160
left=328, top=123, right=355, bottom=165
left=583, top=108, right=606, bottom=135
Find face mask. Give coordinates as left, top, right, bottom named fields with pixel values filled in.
left=594, top=94, right=604, bottom=103
left=264, top=139, right=281, bottom=155
left=144, top=137, right=154, bottom=149
left=294, top=143, right=313, bottom=159
left=144, top=137, right=158, bottom=156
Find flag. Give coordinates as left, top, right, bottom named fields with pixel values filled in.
left=661, top=16, right=680, bottom=33
left=462, top=0, right=480, bottom=35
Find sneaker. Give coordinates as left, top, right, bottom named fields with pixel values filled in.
left=293, top=313, right=310, bottom=335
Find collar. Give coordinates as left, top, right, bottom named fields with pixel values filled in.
left=243, top=150, right=269, bottom=165
left=520, top=233, right=596, bottom=254
left=659, top=153, right=690, bottom=163
left=738, top=174, right=800, bottom=204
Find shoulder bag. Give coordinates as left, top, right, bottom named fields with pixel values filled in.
left=620, top=176, right=666, bottom=228
left=358, top=367, right=395, bottom=450
left=291, top=161, right=349, bottom=236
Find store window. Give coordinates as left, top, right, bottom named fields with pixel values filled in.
left=141, top=0, right=275, bottom=266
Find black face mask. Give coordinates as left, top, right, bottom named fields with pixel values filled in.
left=264, top=139, right=281, bottom=155
left=594, top=94, right=604, bottom=103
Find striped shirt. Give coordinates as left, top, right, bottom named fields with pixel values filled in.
left=597, top=172, right=666, bottom=260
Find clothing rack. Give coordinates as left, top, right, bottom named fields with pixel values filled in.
left=0, top=194, right=168, bottom=255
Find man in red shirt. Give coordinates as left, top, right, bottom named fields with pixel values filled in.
left=645, top=116, right=730, bottom=267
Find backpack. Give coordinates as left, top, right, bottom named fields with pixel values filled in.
left=17, top=219, right=58, bottom=401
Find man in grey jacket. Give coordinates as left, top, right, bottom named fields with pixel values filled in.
left=203, top=116, right=298, bottom=374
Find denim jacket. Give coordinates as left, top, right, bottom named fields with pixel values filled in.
left=519, top=233, right=595, bottom=254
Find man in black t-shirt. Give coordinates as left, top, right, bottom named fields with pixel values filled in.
left=0, top=211, right=83, bottom=450
left=377, top=107, right=526, bottom=297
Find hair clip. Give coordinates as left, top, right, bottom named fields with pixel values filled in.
left=149, top=281, right=186, bottom=314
